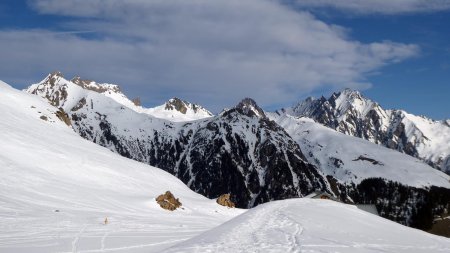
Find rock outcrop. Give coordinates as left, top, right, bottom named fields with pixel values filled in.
left=216, top=194, right=235, bottom=208
left=156, top=191, right=182, bottom=211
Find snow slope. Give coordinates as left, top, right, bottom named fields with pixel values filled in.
left=0, top=81, right=243, bottom=253
left=268, top=114, right=450, bottom=188
left=167, top=198, right=450, bottom=253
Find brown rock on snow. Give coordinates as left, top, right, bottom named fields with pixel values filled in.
left=216, top=194, right=235, bottom=208
left=156, top=191, right=182, bottom=211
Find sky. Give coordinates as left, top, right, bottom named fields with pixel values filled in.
left=0, top=0, right=449, bottom=119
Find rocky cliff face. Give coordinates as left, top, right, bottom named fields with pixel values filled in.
left=278, top=89, right=450, bottom=174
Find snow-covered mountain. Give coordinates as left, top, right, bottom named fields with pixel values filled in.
left=268, top=114, right=450, bottom=188
left=27, top=71, right=213, bottom=122
left=26, top=72, right=332, bottom=208
left=25, top=72, right=450, bottom=231
left=0, top=80, right=244, bottom=252
left=277, top=88, right=450, bottom=174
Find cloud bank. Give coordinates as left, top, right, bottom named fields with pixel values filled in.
left=0, top=0, right=419, bottom=110
left=291, top=0, right=450, bottom=14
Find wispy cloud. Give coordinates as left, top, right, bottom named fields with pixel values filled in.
left=0, top=0, right=419, bottom=110
left=290, top=0, right=450, bottom=14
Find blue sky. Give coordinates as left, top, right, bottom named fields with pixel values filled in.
left=0, top=0, right=449, bottom=119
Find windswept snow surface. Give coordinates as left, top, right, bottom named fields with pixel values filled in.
left=167, top=198, right=450, bottom=253
left=0, top=81, right=243, bottom=253
left=268, top=114, right=450, bottom=188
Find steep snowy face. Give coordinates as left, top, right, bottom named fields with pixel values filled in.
left=268, top=114, right=450, bottom=189
left=279, top=88, right=450, bottom=174
left=143, top=97, right=213, bottom=122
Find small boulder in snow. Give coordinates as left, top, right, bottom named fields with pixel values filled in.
left=216, top=194, right=235, bottom=208
left=156, top=191, right=182, bottom=211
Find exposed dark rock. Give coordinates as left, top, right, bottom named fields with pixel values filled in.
left=131, top=97, right=141, bottom=106
left=55, top=108, right=71, bottom=126
left=352, top=155, right=384, bottom=166
left=165, top=98, right=188, bottom=114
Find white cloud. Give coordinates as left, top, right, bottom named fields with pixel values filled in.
left=0, top=0, right=419, bottom=110
left=290, top=0, right=450, bottom=14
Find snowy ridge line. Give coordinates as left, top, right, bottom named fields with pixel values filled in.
left=27, top=71, right=213, bottom=122
left=277, top=88, right=450, bottom=174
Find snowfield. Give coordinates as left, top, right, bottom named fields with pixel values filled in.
left=1, top=80, right=450, bottom=253
left=0, top=81, right=243, bottom=253
left=167, top=199, right=450, bottom=253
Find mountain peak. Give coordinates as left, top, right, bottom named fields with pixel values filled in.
left=235, top=98, right=266, bottom=118
left=165, top=97, right=190, bottom=114
left=333, top=88, right=363, bottom=100
left=49, top=71, right=64, bottom=78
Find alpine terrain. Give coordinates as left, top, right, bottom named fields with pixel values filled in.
left=25, top=72, right=450, bottom=233
left=1, top=79, right=450, bottom=252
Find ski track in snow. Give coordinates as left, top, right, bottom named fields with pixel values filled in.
left=100, top=230, right=109, bottom=251
left=71, top=224, right=87, bottom=253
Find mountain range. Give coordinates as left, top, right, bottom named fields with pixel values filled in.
left=276, top=89, right=450, bottom=174
left=24, top=72, right=450, bottom=231
left=1, top=72, right=450, bottom=251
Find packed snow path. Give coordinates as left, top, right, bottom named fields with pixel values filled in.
left=167, top=199, right=450, bottom=253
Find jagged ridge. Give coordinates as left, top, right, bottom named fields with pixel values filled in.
left=278, top=89, right=450, bottom=174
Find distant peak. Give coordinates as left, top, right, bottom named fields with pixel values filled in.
left=165, top=97, right=188, bottom=114
left=235, top=98, right=266, bottom=118
left=37, top=71, right=67, bottom=89
left=168, top=97, right=185, bottom=104
left=49, top=71, right=64, bottom=78
left=334, top=88, right=363, bottom=99
left=163, top=97, right=212, bottom=116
